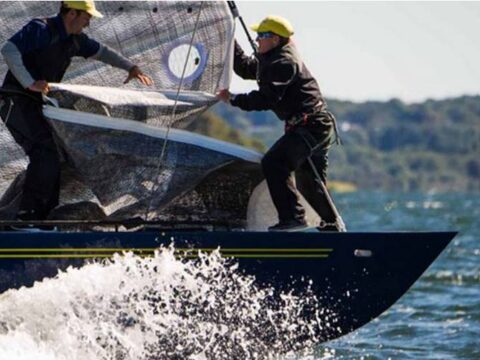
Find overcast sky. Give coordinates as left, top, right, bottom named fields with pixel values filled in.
left=231, top=1, right=480, bottom=103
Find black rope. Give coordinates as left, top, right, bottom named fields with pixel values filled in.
left=294, top=128, right=347, bottom=231
left=227, top=1, right=257, bottom=55
left=143, top=2, right=205, bottom=221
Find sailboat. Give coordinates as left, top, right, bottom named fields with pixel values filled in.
left=0, top=1, right=455, bottom=342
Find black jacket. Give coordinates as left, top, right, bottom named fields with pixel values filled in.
left=231, top=41, right=326, bottom=121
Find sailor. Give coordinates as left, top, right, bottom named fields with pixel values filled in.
left=218, top=15, right=341, bottom=231
left=0, top=1, right=153, bottom=223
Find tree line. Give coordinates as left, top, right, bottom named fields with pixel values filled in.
left=188, top=96, right=480, bottom=192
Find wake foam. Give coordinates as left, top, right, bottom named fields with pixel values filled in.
left=0, top=247, right=336, bottom=359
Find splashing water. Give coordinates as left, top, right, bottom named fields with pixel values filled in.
left=0, top=247, right=335, bottom=360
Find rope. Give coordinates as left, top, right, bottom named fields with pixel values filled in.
left=0, top=98, right=14, bottom=125
left=306, top=156, right=347, bottom=232
left=227, top=1, right=257, bottom=55
left=143, top=2, right=205, bottom=221
left=296, top=128, right=347, bottom=232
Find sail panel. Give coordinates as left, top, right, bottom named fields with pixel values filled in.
left=0, top=106, right=263, bottom=222
left=0, top=2, right=246, bottom=223
left=0, top=2, right=234, bottom=92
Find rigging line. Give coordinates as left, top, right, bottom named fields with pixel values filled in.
left=227, top=1, right=257, bottom=55
left=143, top=1, right=205, bottom=221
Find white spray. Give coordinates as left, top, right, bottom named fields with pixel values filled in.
left=0, top=247, right=336, bottom=360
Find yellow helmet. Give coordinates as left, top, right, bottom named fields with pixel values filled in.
left=250, top=15, right=294, bottom=38
left=63, top=1, right=103, bottom=18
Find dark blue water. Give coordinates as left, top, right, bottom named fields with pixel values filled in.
left=316, top=192, right=480, bottom=359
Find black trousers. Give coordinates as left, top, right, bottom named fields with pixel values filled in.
left=261, top=122, right=336, bottom=224
left=0, top=94, right=60, bottom=219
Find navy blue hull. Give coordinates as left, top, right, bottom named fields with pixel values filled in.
left=0, top=230, right=455, bottom=341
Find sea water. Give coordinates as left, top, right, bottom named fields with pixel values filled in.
left=320, top=192, right=480, bottom=360
left=0, top=192, right=478, bottom=360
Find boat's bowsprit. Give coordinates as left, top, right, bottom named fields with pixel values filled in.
left=0, top=229, right=456, bottom=342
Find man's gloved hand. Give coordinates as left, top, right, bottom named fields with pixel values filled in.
left=124, top=66, right=154, bottom=86
left=28, top=80, right=50, bottom=94
left=217, top=89, right=232, bottom=103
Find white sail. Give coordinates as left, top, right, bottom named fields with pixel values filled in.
left=0, top=2, right=265, bottom=225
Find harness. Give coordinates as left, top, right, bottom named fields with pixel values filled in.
left=285, top=106, right=342, bottom=145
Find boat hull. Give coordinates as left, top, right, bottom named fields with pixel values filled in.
left=0, top=230, right=455, bottom=341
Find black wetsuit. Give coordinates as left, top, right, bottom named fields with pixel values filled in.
left=231, top=41, right=338, bottom=225
left=0, top=16, right=99, bottom=219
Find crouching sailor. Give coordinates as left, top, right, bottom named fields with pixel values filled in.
left=218, top=15, right=343, bottom=232
left=0, top=1, right=153, bottom=224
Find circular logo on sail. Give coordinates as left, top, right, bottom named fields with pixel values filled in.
left=165, top=42, right=208, bottom=86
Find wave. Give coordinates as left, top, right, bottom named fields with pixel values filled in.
left=0, top=247, right=335, bottom=360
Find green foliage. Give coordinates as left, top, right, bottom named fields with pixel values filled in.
left=326, top=95, right=480, bottom=191
left=185, top=111, right=266, bottom=153
left=209, top=95, right=480, bottom=192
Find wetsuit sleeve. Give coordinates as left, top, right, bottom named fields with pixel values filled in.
left=1, top=41, right=35, bottom=88
left=233, top=40, right=257, bottom=80
left=231, top=58, right=297, bottom=112
left=91, top=43, right=135, bottom=71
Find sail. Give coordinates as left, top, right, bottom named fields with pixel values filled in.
left=0, top=1, right=235, bottom=126
left=0, top=1, right=265, bottom=225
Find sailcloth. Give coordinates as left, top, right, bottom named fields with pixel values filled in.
left=0, top=1, right=264, bottom=225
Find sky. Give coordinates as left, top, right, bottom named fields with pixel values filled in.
left=231, top=1, right=480, bottom=103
